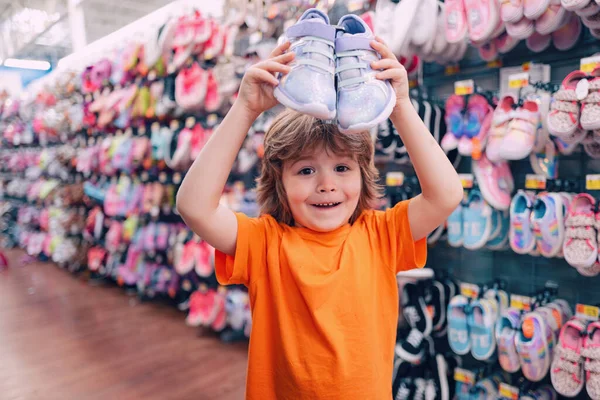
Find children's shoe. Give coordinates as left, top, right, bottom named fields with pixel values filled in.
left=442, top=94, right=466, bottom=152
left=576, top=0, right=600, bottom=15
left=524, top=0, right=552, bottom=19
left=526, top=31, right=552, bottom=52
left=499, top=100, right=539, bottom=160
left=465, top=0, right=501, bottom=42
left=496, top=307, right=522, bottom=372
left=335, top=14, right=395, bottom=133
left=583, top=320, right=600, bottom=399
left=548, top=70, right=587, bottom=138
left=447, top=204, right=464, bottom=247
left=403, top=282, right=433, bottom=336
left=495, top=30, right=520, bottom=53
left=505, top=16, right=535, bottom=39
left=487, top=210, right=510, bottom=250
left=448, top=295, right=471, bottom=355
left=430, top=280, right=447, bottom=334
left=536, top=1, right=568, bottom=34
left=273, top=8, right=336, bottom=120
left=510, top=190, right=537, bottom=254
left=552, top=12, right=582, bottom=51
left=502, top=0, right=525, bottom=22
left=396, top=328, right=426, bottom=363
left=516, top=311, right=552, bottom=381
left=580, top=68, right=600, bottom=130
left=551, top=318, right=586, bottom=397
left=487, top=95, right=515, bottom=162
left=445, top=0, right=468, bottom=43
left=469, top=298, right=497, bottom=360
left=462, top=189, right=493, bottom=250
left=562, top=0, right=592, bottom=11
left=531, top=193, right=566, bottom=257
left=472, top=155, right=513, bottom=211
left=564, top=193, right=598, bottom=269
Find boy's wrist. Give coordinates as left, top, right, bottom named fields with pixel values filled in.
left=232, top=100, right=261, bottom=124
left=391, top=98, right=415, bottom=121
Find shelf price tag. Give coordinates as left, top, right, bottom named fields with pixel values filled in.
left=460, top=283, right=480, bottom=299
left=510, top=295, right=532, bottom=311
left=386, top=172, right=405, bottom=187
left=458, top=173, right=474, bottom=189
left=508, top=72, right=530, bottom=89
left=587, top=174, right=600, bottom=190
left=581, top=55, right=600, bottom=74
left=445, top=64, right=460, bottom=76
left=576, top=304, right=600, bottom=321
left=454, top=79, right=474, bottom=95
left=454, top=368, right=476, bottom=385
left=525, top=174, right=546, bottom=190
left=499, top=383, right=519, bottom=400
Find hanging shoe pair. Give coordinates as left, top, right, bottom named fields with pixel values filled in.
left=274, top=9, right=395, bottom=134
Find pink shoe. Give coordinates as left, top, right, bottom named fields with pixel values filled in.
left=502, top=0, right=524, bottom=22
left=552, top=12, right=582, bottom=50
left=582, top=320, right=600, bottom=399
left=575, top=0, right=600, bottom=14
left=499, top=100, right=539, bottom=160
left=445, top=0, right=469, bottom=43
left=562, top=0, right=592, bottom=11
left=478, top=40, right=499, bottom=61
left=487, top=95, right=515, bottom=162
left=536, top=2, right=568, bottom=34
left=505, top=16, right=535, bottom=39
left=496, top=30, right=520, bottom=52
left=547, top=70, right=587, bottom=138
left=583, top=10, right=600, bottom=28
left=465, top=0, right=501, bottom=42
left=527, top=31, right=552, bottom=52
left=563, top=193, right=598, bottom=269
left=524, top=0, right=552, bottom=19
left=442, top=94, right=466, bottom=152
left=551, top=318, right=586, bottom=398
left=580, top=68, right=600, bottom=130
left=472, top=154, right=513, bottom=210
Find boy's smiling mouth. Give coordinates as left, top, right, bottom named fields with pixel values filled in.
left=311, top=202, right=342, bottom=208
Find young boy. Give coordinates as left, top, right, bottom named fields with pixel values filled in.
left=177, top=38, right=463, bottom=399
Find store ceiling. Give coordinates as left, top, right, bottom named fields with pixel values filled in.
left=0, top=0, right=174, bottom=64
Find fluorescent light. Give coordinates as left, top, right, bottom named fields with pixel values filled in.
left=3, top=58, right=51, bottom=71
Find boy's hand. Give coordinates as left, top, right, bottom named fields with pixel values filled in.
left=237, top=41, right=295, bottom=117
left=370, top=37, right=410, bottom=110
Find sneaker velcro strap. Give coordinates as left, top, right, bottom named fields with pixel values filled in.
left=335, top=36, right=373, bottom=52
left=557, top=345, right=584, bottom=363
left=566, top=227, right=596, bottom=240
left=583, top=347, right=600, bottom=360
left=566, top=214, right=596, bottom=228
left=555, top=359, right=580, bottom=374
left=550, top=100, right=579, bottom=113
left=286, top=21, right=336, bottom=42
left=582, top=91, right=600, bottom=103
left=586, top=359, right=600, bottom=373
left=554, top=89, right=578, bottom=102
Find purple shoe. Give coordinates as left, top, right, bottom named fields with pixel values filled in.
left=335, top=14, right=395, bottom=134
left=274, top=9, right=337, bottom=120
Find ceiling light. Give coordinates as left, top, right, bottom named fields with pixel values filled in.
left=3, top=58, right=51, bottom=70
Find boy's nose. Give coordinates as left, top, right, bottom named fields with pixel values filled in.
left=317, top=175, right=337, bottom=193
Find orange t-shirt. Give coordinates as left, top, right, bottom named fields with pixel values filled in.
left=215, top=200, right=427, bottom=399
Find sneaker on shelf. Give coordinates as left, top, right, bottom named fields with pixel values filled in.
left=468, top=297, right=498, bottom=361
left=516, top=311, right=552, bottom=382
left=547, top=70, right=587, bottom=138
left=472, top=155, right=513, bottom=211
left=564, top=193, right=598, bottom=269
left=403, top=281, right=433, bottom=336
left=273, top=8, right=336, bottom=120
left=414, top=377, right=428, bottom=400
left=430, top=280, right=447, bottom=336
left=447, top=204, right=464, bottom=248
left=428, top=353, right=450, bottom=400
left=496, top=307, right=522, bottom=373
left=510, top=190, right=537, bottom=254
left=462, top=189, right=493, bottom=250
left=448, top=295, right=471, bottom=355
left=551, top=318, right=586, bottom=397
left=531, top=193, right=566, bottom=258
left=396, top=328, right=426, bottom=364
left=582, top=320, right=600, bottom=399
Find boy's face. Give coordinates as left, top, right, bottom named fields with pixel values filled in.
left=282, top=146, right=361, bottom=232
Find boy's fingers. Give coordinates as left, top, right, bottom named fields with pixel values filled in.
left=272, top=52, right=295, bottom=64
left=258, top=60, right=292, bottom=75
left=376, top=70, right=401, bottom=81
left=371, top=59, right=402, bottom=70
left=252, top=69, right=279, bottom=86
left=370, top=40, right=396, bottom=60
left=269, top=41, right=291, bottom=58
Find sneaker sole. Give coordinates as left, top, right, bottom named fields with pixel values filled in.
left=273, top=86, right=336, bottom=121
left=338, top=86, right=396, bottom=134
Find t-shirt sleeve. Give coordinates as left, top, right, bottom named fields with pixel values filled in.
left=214, top=212, right=270, bottom=286
left=368, top=199, right=427, bottom=273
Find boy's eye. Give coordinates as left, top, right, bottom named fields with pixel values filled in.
left=299, top=168, right=314, bottom=175
left=335, top=165, right=350, bottom=172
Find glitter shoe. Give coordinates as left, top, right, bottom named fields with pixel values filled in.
left=335, top=13, right=395, bottom=134
left=273, top=8, right=336, bottom=120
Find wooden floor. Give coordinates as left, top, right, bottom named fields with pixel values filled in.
left=0, top=249, right=248, bottom=400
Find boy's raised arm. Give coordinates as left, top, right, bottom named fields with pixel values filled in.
left=176, top=42, right=294, bottom=256
left=370, top=38, right=463, bottom=242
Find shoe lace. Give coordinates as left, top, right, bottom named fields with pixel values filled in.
left=405, top=306, right=421, bottom=327
left=292, top=36, right=335, bottom=74
left=406, top=329, right=424, bottom=348
left=335, top=49, right=371, bottom=88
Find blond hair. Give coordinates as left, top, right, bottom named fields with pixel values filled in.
left=256, top=109, right=383, bottom=225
